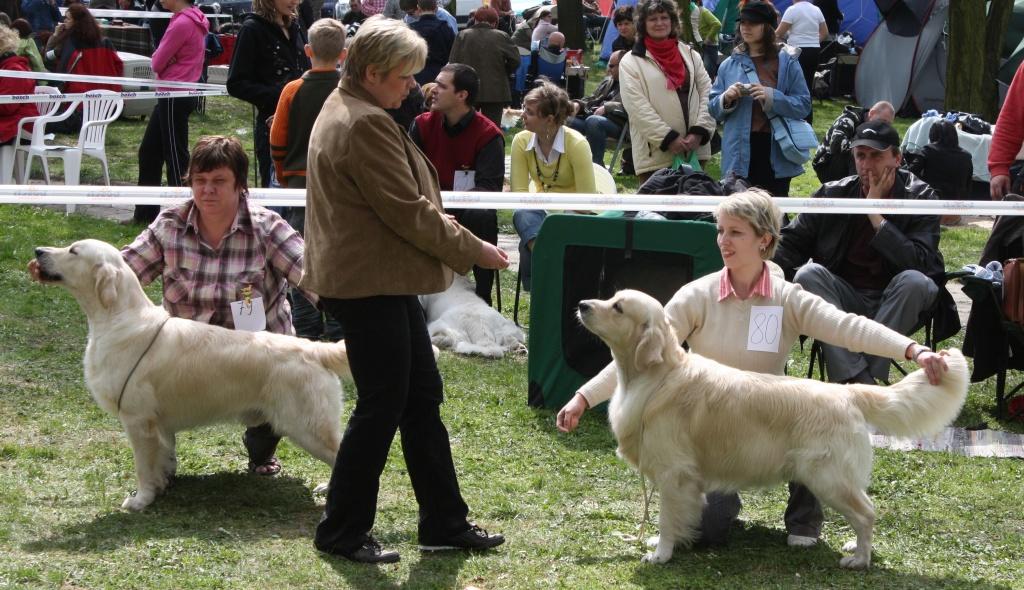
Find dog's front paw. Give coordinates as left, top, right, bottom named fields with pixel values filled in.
left=312, top=482, right=329, bottom=495
left=641, top=549, right=672, bottom=564
left=841, top=540, right=858, bottom=553
left=121, top=491, right=153, bottom=512
left=645, top=535, right=660, bottom=548
left=839, top=555, right=870, bottom=570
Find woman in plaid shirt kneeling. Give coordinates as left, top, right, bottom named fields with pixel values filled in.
left=121, top=135, right=307, bottom=477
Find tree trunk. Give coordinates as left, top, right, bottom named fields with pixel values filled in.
left=983, top=0, right=1014, bottom=121
left=945, top=0, right=1012, bottom=122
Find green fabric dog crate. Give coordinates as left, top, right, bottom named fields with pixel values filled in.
left=526, top=214, right=722, bottom=409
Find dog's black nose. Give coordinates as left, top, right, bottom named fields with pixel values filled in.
left=34, top=247, right=45, bottom=257
left=578, top=301, right=591, bottom=313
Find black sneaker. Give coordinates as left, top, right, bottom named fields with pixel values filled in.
left=318, top=536, right=400, bottom=564
left=419, top=524, right=505, bottom=552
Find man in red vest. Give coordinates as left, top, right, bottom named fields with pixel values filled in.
left=411, top=63, right=505, bottom=305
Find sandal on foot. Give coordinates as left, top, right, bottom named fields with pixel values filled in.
left=248, top=456, right=282, bottom=476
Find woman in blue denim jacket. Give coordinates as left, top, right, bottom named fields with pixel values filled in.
left=708, top=0, right=810, bottom=196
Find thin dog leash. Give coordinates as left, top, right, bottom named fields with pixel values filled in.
left=116, top=317, right=170, bottom=413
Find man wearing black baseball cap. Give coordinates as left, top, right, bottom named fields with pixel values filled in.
left=774, top=119, right=956, bottom=387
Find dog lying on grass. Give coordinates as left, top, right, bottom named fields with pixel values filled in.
left=420, top=275, right=526, bottom=358
left=28, top=239, right=349, bottom=511
left=577, top=289, right=969, bottom=569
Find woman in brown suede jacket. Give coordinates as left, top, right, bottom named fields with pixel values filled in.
left=302, top=16, right=508, bottom=565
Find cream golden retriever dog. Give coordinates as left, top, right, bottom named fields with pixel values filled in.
left=29, top=239, right=349, bottom=512
left=577, top=289, right=969, bottom=570
left=420, top=275, right=526, bottom=358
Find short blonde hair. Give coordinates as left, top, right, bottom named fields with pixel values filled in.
left=0, top=24, right=20, bottom=55
left=308, top=18, right=346, bottom=62
left=523, top=80, right=572, bottom=127
left=343, top=15, right=426, bottom=84
left=714, top=188, right=783, bottom=259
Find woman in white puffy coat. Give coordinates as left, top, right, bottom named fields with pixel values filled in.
left=619, top=0, right=715, bottom=181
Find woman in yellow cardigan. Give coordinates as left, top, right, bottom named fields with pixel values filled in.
left=511, top=81, right=597, bottom=291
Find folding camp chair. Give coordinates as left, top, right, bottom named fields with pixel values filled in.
left=803, top=272, right=961, bottom=384
left=607, top=122, right=630, bottom=172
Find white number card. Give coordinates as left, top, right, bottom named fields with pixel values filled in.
left=747, top=306, right=783, bottom=353
left=453, top=170, right=476, bottom=192
left=231, top=296, right=267, bottom=332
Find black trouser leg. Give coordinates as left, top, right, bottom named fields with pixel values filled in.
left=798, top=46, right=820, bottom=124
left=314, top=296, right=469, bottom=553
left=452, top=208, right=498, bottom=305
left=135, top=96, right=196, bottom=223
left=746, top=131, right=793, bottom=197
left=243, top=422, right=281, bottom=466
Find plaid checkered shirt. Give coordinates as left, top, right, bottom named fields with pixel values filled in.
left=121, top=198, right=305, bottom=335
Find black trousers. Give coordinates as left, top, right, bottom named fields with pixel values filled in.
left=796, top=46, right=820, bottom=124
left=314, top=295, right=470, bottom=553
left=134, top=96, right=198, bottom=223
left=747, top=131, right=793, bottom=197
left=451, top=208, right=498, bottom=305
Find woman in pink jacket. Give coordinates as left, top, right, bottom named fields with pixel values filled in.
left=133, top=0, right=209, bottom=224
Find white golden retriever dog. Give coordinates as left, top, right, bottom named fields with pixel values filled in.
left=577, top=289, right=969, bottom=569
left=420, top=275, right=526, bottom=358
left=29, top=239, right=349, bottom=511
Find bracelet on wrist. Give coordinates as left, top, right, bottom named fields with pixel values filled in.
left=912, top=346, right=931, bottom=362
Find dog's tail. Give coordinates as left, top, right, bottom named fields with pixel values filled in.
left=310, top=341, right=352, bottom=379
left=846, top=349, right=970, bottom=438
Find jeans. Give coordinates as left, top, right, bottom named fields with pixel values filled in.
left=314, top=295, right=470, bottom=553
left=512, top=209, right=547, bottom=292
left=568, top=114, right=623, bottom=167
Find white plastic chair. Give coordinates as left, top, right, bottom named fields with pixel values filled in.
left=593, top=162, right=617, bottom=194
left=22, top=90, right=123, bottom=213
left=0, top=86, right=63, bottom=184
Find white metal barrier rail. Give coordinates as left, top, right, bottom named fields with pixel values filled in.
left=1, top=186, right=1022, bottom=216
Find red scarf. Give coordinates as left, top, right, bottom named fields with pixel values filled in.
left=643, top=36, right=688, bottom=90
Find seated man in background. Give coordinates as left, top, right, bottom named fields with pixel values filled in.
left=812, top=100, right=894, bottom=183
left=774, top=121, right=951, bottom=385
left=567, top=49, right=629, bottom=169
left=411, top=63, right=504, bottom=305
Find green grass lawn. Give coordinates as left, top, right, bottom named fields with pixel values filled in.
left=1, top=204, right=1023, bottom=589
left=2, top=64, right=1022, bottom=589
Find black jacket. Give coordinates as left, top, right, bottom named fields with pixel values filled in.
left=573, top=76, right=626, bottom=124
left=773, top=170, right=959, bottom=341
left=811, top=104, right=864, bottom=183
left=410, top=14, right=454, bottom=86
left=227, top=13, right=310, bottom=118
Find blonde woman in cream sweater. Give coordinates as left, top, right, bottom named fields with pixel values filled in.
left=556, top=189, right=949, bottom=549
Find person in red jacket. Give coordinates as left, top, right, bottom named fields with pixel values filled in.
left=990, top=60, right=1024, bottom=200
left=0, top=25, right=37, bottom=147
